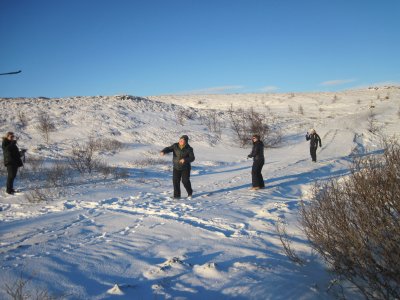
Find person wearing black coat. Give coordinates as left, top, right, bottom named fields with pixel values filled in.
left=306, top=129, right=322, bottom=162
left=160, top=135, right=195, bottom=199
left=2, top=132, right=24, bottom=194
left=248, top=134, right=265, bottom=190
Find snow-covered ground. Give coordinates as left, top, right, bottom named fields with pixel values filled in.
left=0, top=86, right=399, bottom=299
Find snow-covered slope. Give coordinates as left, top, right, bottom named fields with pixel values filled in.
left=0, top=86, right=399, bottom=299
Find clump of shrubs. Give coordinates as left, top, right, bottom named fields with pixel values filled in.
left=301, top=139, right=400, bottom=299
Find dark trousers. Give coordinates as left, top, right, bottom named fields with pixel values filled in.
left=6, top=165, right=18, bottom=193
left=310, top=147, right=317, bottom=162
left=173, top=168, right=193, bottom=198
left=252, top=159, right=265, bottom=188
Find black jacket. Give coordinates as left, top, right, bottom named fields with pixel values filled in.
left=162, top=143, right=195, bottom=170
left=306, top=133, right=322, bottom=149
left=248, top=140, right=265, bottom=161
left=2, top=138, right=23, bottom=167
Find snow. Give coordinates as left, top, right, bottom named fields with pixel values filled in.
left=1, top=86, right=399, bottom=299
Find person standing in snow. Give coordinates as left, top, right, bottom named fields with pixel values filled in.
left=247, top=134, right=265, bottom=190
left=2, top=132, right=25, bottom=194
left=160, top=135, right=195, bottom=199
left=306, top=129, right=322, bottom=162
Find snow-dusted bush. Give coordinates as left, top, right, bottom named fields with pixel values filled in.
left=17, top=111, right=28, bottom=129
left=301, top=139, right=400, bottom=299
left=175, top=108, right=196, bottom=126
left=199, top=110, right=223, bottom=139
left=3, top=273, right=63, bottom=299
left=298, top=104, right=304, bottom=115
left=25, top=187, right=48, bottom=203
left=228, top=106, right=282, bottom=148
left=276, top=219, right=305, bottom=266
left=68, top=139, right=101, bottom=174
left=35, top=112, right=56, bottom=144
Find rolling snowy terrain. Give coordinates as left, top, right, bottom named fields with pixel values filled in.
left=0, top=86, right=399, bottom=299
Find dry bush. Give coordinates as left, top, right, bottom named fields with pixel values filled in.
left=25, top=156, right=45, bottom=174
left=3, top=273, right=63, bottom=300
left=35, top=112, right=56, bottom=144
left=18, top=111, right=28, bottom=129
left=300, top=139, right=400, bottom=299
left=68, top=139, right=100, bottom=174
left=25, top=187, right=48, bottom=203
left=199, top=110, right=223, bottom=138
left=276, top=220, right=305, bottom=265
left=175, top=108, right=196, bottom=126
left=44, top=161, right=71, bottom=187
left=228, top=106, right=283, bottom=148
left=91, top=137, right=124, bottom=153
left=298, top=104, right=304, bottom=115
left=131, top=157, right=168, bottom=168
left=367, top=108, right=379, bottom=134
left=288, top=105, right=294, bottom=113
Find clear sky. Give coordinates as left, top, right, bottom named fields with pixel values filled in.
left=1, top=0, right=399, bottom=98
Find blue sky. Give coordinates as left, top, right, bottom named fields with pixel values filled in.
left=1, top=0, right=399, bottom=97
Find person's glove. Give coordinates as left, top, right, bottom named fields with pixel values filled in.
left=247, top=155, right=252, bottom=158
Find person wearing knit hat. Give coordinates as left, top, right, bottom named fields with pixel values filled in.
left=306, top=129, right=322, bottom=162
left=247, top=134, right=265, bottom=190
left=160, top=135, right=195, bottom=199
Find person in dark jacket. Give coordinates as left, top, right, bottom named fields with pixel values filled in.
left=306, top=129, right=322, bottom=162
left=160, top=135, right=195, bottom=199
left=248, top=134, right=265, bottom=190
left=2, top=132, right=24, bottom=194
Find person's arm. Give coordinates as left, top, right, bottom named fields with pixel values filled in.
left=306, top=133, right=311, bottom=141
left=160, top=144, right=174, bottom=155
left=248, top=145, right=258, bottom=158
left=187, top=148, right=195, bottom=163
left=318, top=135, right=322, bottom=147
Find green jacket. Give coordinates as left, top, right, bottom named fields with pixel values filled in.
left=162, top=143, right=195, bottom=170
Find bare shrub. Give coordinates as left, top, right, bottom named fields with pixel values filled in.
left=4, top=273, right=63, bottom=300
left=298, top=104, right=304, bottom=115
left=25, top=156, right=45, bottom=174
left=113, top=168, right=130, bottom=180
left=175, top=108, right=196, bottom=126
left=4, top=275, right=30, bottom=300
left=35, top=112, right=56, bottom=144
left=131, top=157, right=168, bottom=168
left=199, top=110, right=223, bottom=138
left=332, top=94, right=338, bottom=103
left=44, top=161, right=70, bottom=187
left=288, top=105, right=294, bottom=113
left=276, top=219, right=305, bottom=265
left=18, top=111, right=28, bottom=128
left=300, top=139, right=400, bottom=299
left=367, top=107, right=379, bottom=134
left=25, top=187, right=48, bottom=203
left=68, top=139, right=101, bottom=174
left=92, top=138, right=124, bottom=153
left=228, top=106, right=283, bottom=147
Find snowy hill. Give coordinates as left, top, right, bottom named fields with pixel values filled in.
left=0, top=86, right=399, bottom=299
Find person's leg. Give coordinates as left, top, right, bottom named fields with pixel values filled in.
left=181, top=167, right=193, bottom=196
left=310, top=147, right=317, bottom=162
left=258, top=161, right=265, bottom=188
left=251, top=162, right=260, bottom=187
left=172, top=169, right=182, bottom=198
left=6, top=165, right=18, bottom=193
